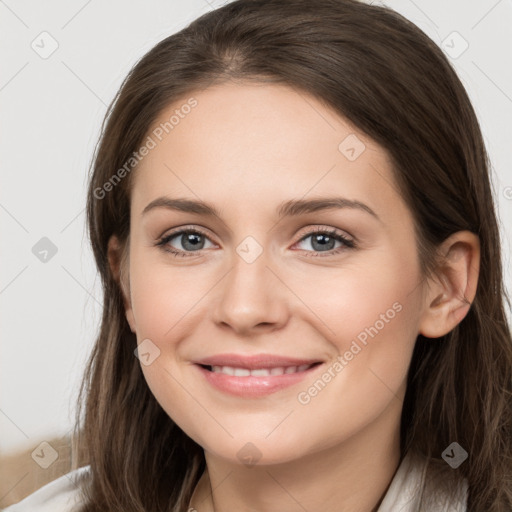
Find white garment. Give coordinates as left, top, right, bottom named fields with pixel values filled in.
left=3, top=452, right=467, bottom=511
left=2, top=466, right=89, bottom=512
left=376, top=451, right=467, bottom=511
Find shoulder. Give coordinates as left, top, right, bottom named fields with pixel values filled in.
left=3, top=466, right=91, bottom=512
left=377, top=451, right=468, bottom=512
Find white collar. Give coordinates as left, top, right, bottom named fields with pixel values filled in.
left=377, top=451, right=468, bottom=511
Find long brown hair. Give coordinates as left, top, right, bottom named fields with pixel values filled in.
left=74, top=0, right=512, bottom=510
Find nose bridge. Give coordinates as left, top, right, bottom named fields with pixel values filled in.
left=212, top=238, right=288, bottom=333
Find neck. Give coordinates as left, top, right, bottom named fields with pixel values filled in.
left=189, top=397, right=403, bottom=512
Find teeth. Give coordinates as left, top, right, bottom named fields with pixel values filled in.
left=251, top=368, right=271, bottom=376
left=209, top=364, right=313, bottom=376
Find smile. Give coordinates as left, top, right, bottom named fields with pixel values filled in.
left=207, top=363, right=316, bottom=376
left=194, top=354, right=324, bottom=398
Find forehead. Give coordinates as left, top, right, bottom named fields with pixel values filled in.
left=131, top=82, right=405, bottom=225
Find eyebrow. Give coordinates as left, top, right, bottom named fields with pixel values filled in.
left=142, top=196, right=380, bottom=221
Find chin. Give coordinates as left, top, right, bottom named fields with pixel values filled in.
left=190, top=424, right=330, bottom=468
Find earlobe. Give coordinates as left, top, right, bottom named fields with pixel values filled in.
left=107, top=235, right=136, bottom=333
left=418, top=231, right=480, bottom=339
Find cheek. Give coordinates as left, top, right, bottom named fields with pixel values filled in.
left=291, top=286, right=420, bottom=453
left=291, top=250, right=421, bottom=408
left=129, top=252, right=207, bottom=340
left=128, top=257, right=218, bottom=438
left=289, top=247, right=421, bottom=348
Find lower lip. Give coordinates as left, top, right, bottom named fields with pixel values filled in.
left=195, top=364, right=322, bottom=398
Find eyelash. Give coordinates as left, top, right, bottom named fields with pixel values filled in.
left=155, top=225, right=356, bottom=258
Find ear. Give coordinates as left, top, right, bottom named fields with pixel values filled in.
left=107, top=234, right=136, bottom=333
left=418, top=231, right=480, bottom=339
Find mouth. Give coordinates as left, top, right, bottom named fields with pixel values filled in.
left=193, top=354, right=324, bottom=398
left=199, top=362, right=320, bottom=376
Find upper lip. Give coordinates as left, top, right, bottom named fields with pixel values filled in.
left=195, top=353, right=323, bottom=369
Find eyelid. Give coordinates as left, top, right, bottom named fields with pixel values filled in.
left=158, top=224, right=213, bottom=239
left=157, top=225, right=218, bottom=249
left=295, top=225, right=354, bottom=242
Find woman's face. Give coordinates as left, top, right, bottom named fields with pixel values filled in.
left=121, top=81, right=428, bottom=465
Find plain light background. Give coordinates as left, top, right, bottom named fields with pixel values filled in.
left=1, top=0, right=511, bottom=458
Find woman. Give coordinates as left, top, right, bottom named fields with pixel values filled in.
left=6, top=0, right=511, bottom=510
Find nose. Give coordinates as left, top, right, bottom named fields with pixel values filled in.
left=212, top=249, right=290, bottom=336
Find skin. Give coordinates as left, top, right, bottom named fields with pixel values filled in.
left=107, top=81, right=480, bottom=512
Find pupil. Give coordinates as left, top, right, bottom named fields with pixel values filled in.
left=313, top=234, right=334, bottom=251
left=183, top=233, right=204, bottom=251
